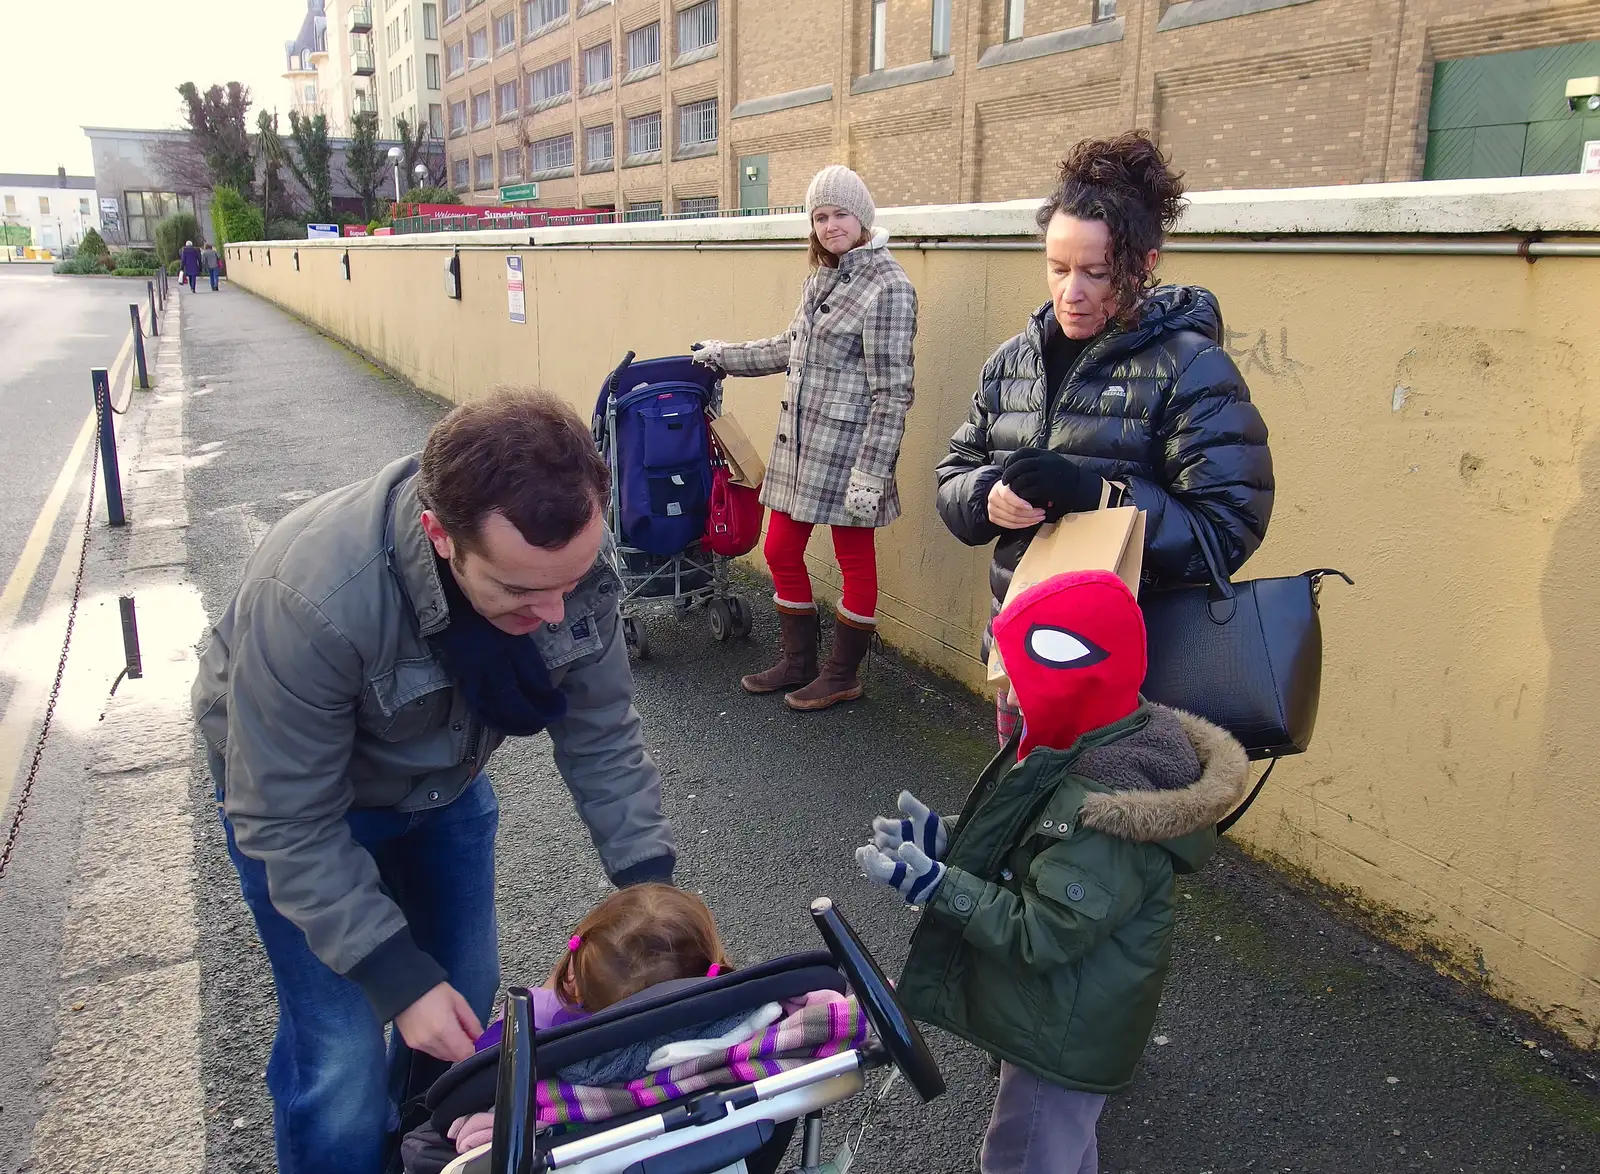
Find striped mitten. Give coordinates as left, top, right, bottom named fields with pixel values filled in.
left=856, top=842, right=945, bottom=906
left=870, top=791, right=952, bottom=861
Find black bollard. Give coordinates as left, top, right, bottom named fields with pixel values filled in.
left=147, top=281, right=159, bottom=336
left=118, top=596, right=143, bottom=680
left=91, top=368, right=125, bottom=527
left=129, top=304, right=149, bottom=390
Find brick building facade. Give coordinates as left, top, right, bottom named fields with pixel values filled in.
left=441, top=0, right=1600, bottom=213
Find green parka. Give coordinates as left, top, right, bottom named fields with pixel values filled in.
left=897, top=705, right=1250, bottom=1094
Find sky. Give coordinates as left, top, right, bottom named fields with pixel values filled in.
left=1, top=0, right=311, bottom=176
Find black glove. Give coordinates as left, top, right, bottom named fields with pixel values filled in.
left=1000, top=448, right=1104, bottom=521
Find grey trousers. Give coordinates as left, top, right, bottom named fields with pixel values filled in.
left=979, top=1062, right=1107, bottom=1174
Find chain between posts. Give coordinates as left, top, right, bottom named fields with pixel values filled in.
left=0, top=381, right=104, bottom=882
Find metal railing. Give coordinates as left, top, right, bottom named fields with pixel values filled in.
left=348, top=4, right=373, bottom=32
left=391, top=204, right=805, bottom=234
left=351, top=50, right=376, bottom=75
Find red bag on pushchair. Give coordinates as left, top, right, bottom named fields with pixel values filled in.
left=703, top=438, right=764, bottom=558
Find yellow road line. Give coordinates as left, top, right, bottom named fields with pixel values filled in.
left=0, top=412, right=96, bottom=640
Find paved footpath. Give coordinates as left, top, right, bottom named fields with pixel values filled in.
left=34, top=284, right=1592, bottom=1174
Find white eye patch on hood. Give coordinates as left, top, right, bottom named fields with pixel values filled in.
left=1026, top=624, right=1109, bottom=669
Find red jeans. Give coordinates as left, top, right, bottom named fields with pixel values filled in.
left=764, top=510, right=879, bottom=620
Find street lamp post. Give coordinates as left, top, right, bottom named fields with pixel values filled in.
left=387, top=145, right=403, bottom=204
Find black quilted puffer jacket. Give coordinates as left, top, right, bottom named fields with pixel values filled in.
left=936, top=285, right=1274, bottom=613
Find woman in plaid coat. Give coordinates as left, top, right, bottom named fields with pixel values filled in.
left=694, top=166, right=917, bottom=712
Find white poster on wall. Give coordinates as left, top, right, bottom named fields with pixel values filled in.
left=99, top=197, right=120, bottom=230
left=1583, top=140, right=1600, bottom=176
left=506, top=255, right=525, bottom=324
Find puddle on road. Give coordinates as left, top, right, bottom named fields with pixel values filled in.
left=0, top=579, right=207, bottom=738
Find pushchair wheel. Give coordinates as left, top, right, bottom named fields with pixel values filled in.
left=727, top=595, right=752, bottom=639
left=623, top=617, right=652, bottom=660
left=708, top=599, right=733, bottom=642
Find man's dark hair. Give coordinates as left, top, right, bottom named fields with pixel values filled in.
left=418, top=388, right=609, bottom=550
left=1036, top=130, right=1188, bottom=328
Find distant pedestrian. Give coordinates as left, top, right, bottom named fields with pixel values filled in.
left=180, top=239, right=202, bottom=291
left=201, top=242, right=220, bottom=290
left=693, top=165, right=918, bottom=712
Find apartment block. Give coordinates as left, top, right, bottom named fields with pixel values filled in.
left=285, top=0, right=448, bottom=141
left=441, top=0, right=1600, bottom=214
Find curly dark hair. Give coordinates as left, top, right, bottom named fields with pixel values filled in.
left=1035, top=131, right=1187, bottom=328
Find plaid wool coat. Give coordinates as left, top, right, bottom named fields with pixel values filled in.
left=718, top=229, right=917, bottom=528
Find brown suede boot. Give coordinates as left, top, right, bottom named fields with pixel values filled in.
left=785, top=613, right=875, bottom=711
left=740, top=607, right=820, bottom=694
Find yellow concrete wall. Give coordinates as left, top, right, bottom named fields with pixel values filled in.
left=226, top=233, right=1600, bottom=1049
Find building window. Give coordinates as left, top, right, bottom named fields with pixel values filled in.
left=530, top=133, right=574, bottom=172
left=501, top=146, right=523, bottom=178
left=524, top=0, right=568, bottom=34
left=676, top=0, right=716, bottom=55
left=473, top=90, right=493, bottom=126
left=405, top=6, right=413, bottom=38
left=678, top=98, right=717, bottom=149
left=583, top=41, right=612, bottom=86
left=445, top=0, right=462, bottom=19
left=1005, top=0, right=1024, bottom=41
left=626, top=23, right=660, bottom=72
left=123, top=191, right=195, bottom=245
left=497, top=78, right=520, bottom=117
left=449, top=99, right=468, bottom=133
left=468, top=26, right=489, bottom=62
left=495, top=10, right=516, bottom=49
left=430, top=103, right=445, bottom=135
left=475, top=154, right=494, bottom=187
left=624, top=200, right=662, bottom=222
left=870, top=0, right=887, bottom=70
left=426, top=53, right=441, bottom=88
left=528, top=59, right=572, bottom=102
left=627, top=111, right=662, bottom=157
left=3, top=195, right=16, bottom=215
left=80, top=197, right=91, bottom=216
left=453, top=158, right=470, bottom=187
left=586, top=123, right=614, bottom=167
left=448, top=41, right=465, bottom=74
left=406, top=56, right=415, bottom=92
left=424, top=2, right=438, bottom=37
left=1094, top=0, right=1116, bottom=19
left=39, top=197, right=50, bottom=214
left=305, top=84, right=318, bottom=102
left=931, top=0, right=952, bottom=56
left=679, top=195, right=717, bottom=217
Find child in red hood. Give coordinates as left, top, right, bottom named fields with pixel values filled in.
left=857, top=570, right=1250, bottom=1173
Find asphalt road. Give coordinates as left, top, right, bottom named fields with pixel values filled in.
left=0, top=267, right=148, bottom=583
left=180, top=288, right=1599, bottom=1174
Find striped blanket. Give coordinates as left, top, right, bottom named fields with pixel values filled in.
left=534, top=997, right=868, bottom=1128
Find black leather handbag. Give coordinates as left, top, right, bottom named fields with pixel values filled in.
left=1138, top=523, right=1349, bottom=831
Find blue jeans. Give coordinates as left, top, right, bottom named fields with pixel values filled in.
left=208, top=266, right=219, bottom=290
left=212, top=757, right=501, bottom=1174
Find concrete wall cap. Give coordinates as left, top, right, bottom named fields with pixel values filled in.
left=257, top=175, right=1600, bottom=249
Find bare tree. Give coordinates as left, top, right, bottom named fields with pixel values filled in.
left=177, top=81, right=255, bottom=197
left=148, top=135, right=213, bottom=196
left=395, top=114, right=446, bottom=188
left=342, top=112, right=386, bottom=219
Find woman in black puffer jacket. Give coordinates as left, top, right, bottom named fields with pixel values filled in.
left=936, top=131, right=1274, bottom=738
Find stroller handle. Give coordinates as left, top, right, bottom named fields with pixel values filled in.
left=810, top=898, right=946, bottom=1104
left=489, top=986, right=539, bottom=1174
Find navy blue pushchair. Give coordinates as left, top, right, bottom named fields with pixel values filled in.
left=592, top=352, right=753, bottom=659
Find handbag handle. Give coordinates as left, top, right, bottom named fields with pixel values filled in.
left=1186, top=517, right=1238, bottom=625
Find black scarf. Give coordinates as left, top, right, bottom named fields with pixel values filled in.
left=431, top=559, right=569, bottom=736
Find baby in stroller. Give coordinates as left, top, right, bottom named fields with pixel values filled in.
left=402, top=886, right=943, bottom=1174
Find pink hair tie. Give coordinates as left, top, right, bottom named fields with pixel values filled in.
left=707, top=963, right=722, bottom=978
left=568, top=935, right=583, bottom=952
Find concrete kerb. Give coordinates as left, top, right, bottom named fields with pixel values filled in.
left=25, top=293, right=205, bottom=1174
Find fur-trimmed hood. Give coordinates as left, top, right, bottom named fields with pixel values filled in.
left=1078, top=708, right=1250, bottom=864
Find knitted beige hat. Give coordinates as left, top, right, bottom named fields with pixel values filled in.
left=805, top=165, right=875, bottom=231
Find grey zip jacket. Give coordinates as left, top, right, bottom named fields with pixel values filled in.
left=193, top=456, right=676, bottom=1018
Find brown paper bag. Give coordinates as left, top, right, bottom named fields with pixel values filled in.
left=986, top=484, right=1146, bottom=686
left=709, top=414, right=766, bottom=489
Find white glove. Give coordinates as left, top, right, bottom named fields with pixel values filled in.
left=856, top=842, right=946, bottom=906
left=691, top=340, right=726, bottom=368
left=844, top=469, right=884, bottom=525
left=871, top=791, right=953, bottom=861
